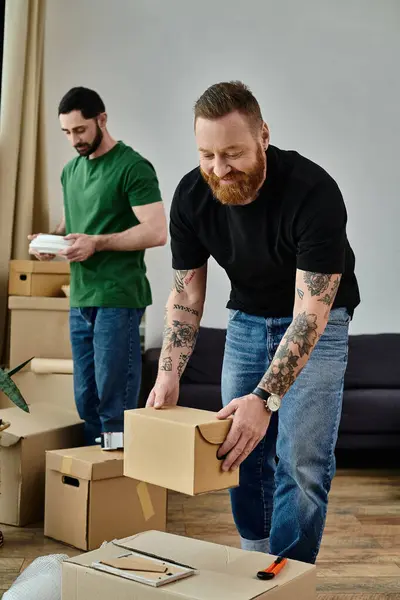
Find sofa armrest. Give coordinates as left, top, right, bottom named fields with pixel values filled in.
left=138, top=347, right=161, bottom=408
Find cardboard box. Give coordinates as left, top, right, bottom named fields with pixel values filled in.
left=9, top=296, right=71, bottom=366
left=62, top=530, right=316, bottom=599
left=0, top=402, right=83, bottom=526
left=124, top=407, right=239, bottom=495
left=0, top=371, right=75, bottom=412
left=9, top=259, right=70, bottom=297
left=45, top=446, right=167, bottom=551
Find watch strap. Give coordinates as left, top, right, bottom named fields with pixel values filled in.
left=252, top=386, right=271, bottom=401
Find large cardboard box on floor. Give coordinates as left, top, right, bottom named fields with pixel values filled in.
left=0, top=402, right=83, bottom=526
left=0, top=371, right=75, bottom=412
left=124, top=407, right=239, bottom=495
left=62, top=530, right=316, bottom=600
left=45, top=446, right=167, bottom=551
left=9, top=259, right=70, bottom=297
left=9, top=296, right=71, bottom=366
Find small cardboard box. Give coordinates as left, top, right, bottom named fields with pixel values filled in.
left=9, top=259, right=70, bottom=297
left=45, top=446, right=167, bottom=551
left=0, top=402, right=83, bottom=526
left=62, top=530, right=316, bottom=600
left=9, top=296, right=71, bottom=366
left=124, top=407, right=239, bottom=495
left=0, top=371, right=75, bottom=412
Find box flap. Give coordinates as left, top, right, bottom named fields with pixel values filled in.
left=116, top=531, right=243, bottom=570
left=46, top=445, right=124, bottom=480
left=8, top=296, right=70, bottom=311
left=116, top=531, right=314, bottom=582
left=0, top=402, right=82, bottom=445
left=197, top=420, right=232, bottom=445
left=10, top=259, right=70, bottom=274
left=131, top=406, right=227, bottom=428
left=65, top=531, right=316, bottom=599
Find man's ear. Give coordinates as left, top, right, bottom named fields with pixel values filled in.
left=97, top=112, right=107, bottom=129
left=262, top=122, right=270, bottom=150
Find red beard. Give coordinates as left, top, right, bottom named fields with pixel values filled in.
left=201, top=144, right=266, bottom=206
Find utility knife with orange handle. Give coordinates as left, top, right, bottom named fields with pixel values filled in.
left=257, top=556, right=288, bottom=580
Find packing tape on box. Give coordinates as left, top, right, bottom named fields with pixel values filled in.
left=61, top=457, right=73, bottom=475
left=30, top=358, right=74, bottom=374
left=136, top=481, right=155, bottom=521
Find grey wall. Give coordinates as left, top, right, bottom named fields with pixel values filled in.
left=43, top=0, right=400, bottom=346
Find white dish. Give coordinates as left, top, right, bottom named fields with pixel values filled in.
left=29, top=234, right=72, bottom=255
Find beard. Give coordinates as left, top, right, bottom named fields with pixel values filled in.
left=200, top=144, right=266, bottom=206
left=75, top=123, right=103, bottom=157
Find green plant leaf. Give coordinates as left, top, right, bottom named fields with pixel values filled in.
left=7, top=357, right=34, bottom=377
left=0, top=368, right=30, bottom=413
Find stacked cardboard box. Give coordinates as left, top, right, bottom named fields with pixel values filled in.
left=44, top=446, right=167, bottom=550
left=9, top=260, right=70, bottom=298
left=8, top=259, right=71, bottom=367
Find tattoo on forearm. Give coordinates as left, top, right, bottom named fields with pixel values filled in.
left=177, top=353, right=189, bottom=378
left=261, top=349, right=299, bottom=396
left=173, top=304, right=199, bottom=317
left=285, top=312, right=318, bottom=357
left=296, top=288, right=304, bottom=300
left=303, top=272, right=332, bottom=297
left=318, top=277, right=340, bottom=306
left=160, top=357, right=172, bottom=371
left=163, top=320, right=198, bottom=353
left=260, top=312, right=318, bottom=396
left=173, top=270, right=195, bottom=294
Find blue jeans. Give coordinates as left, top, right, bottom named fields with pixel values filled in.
left=221, top=307, right=350, bottom=564
left=69, top=307, right=144, bottom=445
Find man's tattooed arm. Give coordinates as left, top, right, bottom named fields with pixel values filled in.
left=159, top=264, right=207, bottom=379
left=259, top=270, right=342, bottom=398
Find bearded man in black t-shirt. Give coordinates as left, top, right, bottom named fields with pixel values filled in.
left=146, top=81, right=360, bottom=564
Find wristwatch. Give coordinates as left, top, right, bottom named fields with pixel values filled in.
left=252, top=386, right=282, bottom=413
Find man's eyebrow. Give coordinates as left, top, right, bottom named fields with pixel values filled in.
left=61, top=126, right=85, bottom=132
left=198, top=144, right=243, bottom=152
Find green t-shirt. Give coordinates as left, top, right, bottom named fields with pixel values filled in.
left=62, top=142, right=162, bottom=308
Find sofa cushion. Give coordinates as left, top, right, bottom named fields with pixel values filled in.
left=340, top=388, right=400, bottom=433
left=182, top=327, right=226, bottom=385
left=344, top=334, right=400, bottom=389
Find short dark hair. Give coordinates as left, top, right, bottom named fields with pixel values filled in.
left=194, top=81, right=263, bottom=131
left=58, top=87, right=105, bottom=119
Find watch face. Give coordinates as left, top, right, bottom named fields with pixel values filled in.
left=267, top=394, right=281, bottom=412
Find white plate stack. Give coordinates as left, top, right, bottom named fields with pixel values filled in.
left=29, top=234, right=72, bottom=256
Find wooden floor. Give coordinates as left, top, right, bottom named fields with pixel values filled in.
left=1, top=462, right=400, bottom=599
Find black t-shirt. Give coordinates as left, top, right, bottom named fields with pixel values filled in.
left=170, top=145, right=360, bottom=318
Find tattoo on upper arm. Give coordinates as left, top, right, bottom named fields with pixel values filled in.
left=317, top=277, right=340, bottom=306
left=296, top=288, right=304, bottom=300
left=173, top=271, right=188, bottom=293
left=303, top=272, right=332, bottom=297
left=173, top=270, right=195, bottom=294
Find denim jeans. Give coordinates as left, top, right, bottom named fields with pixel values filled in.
left=69, top=307, right=144, bottom=445
left=221, top=307, right=350, bottom=564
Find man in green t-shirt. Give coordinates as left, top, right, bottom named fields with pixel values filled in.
left=29, top=87, right=167, bottom=445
